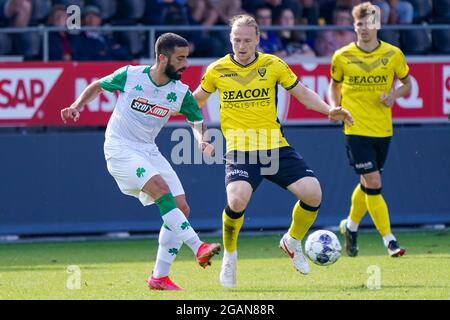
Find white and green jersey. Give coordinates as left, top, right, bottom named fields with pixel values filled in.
left=99, top=65, right=203, bottom=146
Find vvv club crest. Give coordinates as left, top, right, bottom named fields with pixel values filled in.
left=258, top=68, right=266, bottom=77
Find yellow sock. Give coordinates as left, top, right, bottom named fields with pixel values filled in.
left=289, top=201, right=319, bottom=240
left=222, top=209, right=244, bottom=253
left=365, top=192, right=391, bottom=237
left=349, top=184, right=368, bottom=224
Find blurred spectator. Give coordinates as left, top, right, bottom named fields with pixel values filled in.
left=263, top=0, right=286, bottom=19
left=73, top=6, right=130, bottom=60
left=292, top=0, right=320, bottom=25
left=319, top=0, right=361, bottom=24
left=144, top=1, right=195, bottom=51
left=187, top=0, right=218, bottom=27
left=243, top=0, right=297, bottom=19
left=1, top=0, right=39, bottom=59
left=204, top=0, right=246, bottom=56
left=208, top=0, right=246, bottom=25
left=290, top=0, right=320, bottom=42
left=277, top=7, right=315, bottom=58
left=144, top=0, right=190, bottom=25
left=1, top=0, right=32, bottom=27
left=186, top=0, right=226, bottom=56
left=372, top=0, right=414, bottom=24
left=47, top=5, right=75, bottom=61
left=315, top=6, right=356, bottom=56
left=255, top=5, right=285, bottom=55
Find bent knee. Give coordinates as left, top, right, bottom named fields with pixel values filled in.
left=301, top=181, right=322, bottom=207
left=227, top=197, right=248, bottom=213
left=362, top=173, right=382, bottom=189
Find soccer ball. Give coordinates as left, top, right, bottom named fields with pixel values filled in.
left=305, top=230, right=342, bottom=266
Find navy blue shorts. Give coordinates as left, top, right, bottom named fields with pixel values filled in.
left=345, top=135, right=391, bottom=175
left=224, top=146, right=316, bottom=191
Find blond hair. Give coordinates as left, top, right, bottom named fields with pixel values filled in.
left=229, top=14, right=260, bottom=35
left=352, top=1, right=376, bottom=19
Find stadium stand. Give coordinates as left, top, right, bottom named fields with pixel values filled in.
left=0, top=0, right=449, bottom=59
left=401, top=28, right=432, bottom=54
left=432, top=0, right=450, bottom=21
left=85, top=0, right=117, bottom=22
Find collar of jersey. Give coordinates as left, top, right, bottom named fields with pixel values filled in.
left=143, top=66, right=174, bottom=87
left=354, top=40, right=383, bottom=54
left=229, top=52, right=260, bottom=68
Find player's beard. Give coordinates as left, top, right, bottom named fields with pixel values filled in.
left=164, top=62, right=186, bottom=80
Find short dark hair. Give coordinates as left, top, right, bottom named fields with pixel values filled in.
left=155, top=33, right=189, bottom=61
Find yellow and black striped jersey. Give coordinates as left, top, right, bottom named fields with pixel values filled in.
left=331, top=41, right=409, bottom=137
left=201, top=52, right=299, bottom=151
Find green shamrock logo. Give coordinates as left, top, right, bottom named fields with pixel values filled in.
left=167, top=92, right=177, bottom=102
left=181, top=221, right=191, bottom=230
left=168, top=248, right=179, bottom=256
left=133, top=84, right=143, bottom=91
left=136, top=167, right=146, bottom=178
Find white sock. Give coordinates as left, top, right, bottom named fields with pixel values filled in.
left=346, top=218, right=359, bottom=232
left=162, top=208, right=202, bottom=253
left=382, top=233, right=396, bottom=247
left=153, top=225, right=183, bottom=278
left=224, top=250, right=237, bottom=261
left=287, top=232, right=301, bottom=247
left=185, top=237, right=202, bottom=254
left=153, top=260, right=171, bottom=278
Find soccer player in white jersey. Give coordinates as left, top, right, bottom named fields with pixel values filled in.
left=61, top=33, right=220, bottom=291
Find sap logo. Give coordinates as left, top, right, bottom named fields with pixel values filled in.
left=0, top=68, right=62, bottom=119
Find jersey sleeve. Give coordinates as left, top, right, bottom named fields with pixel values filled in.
left=393, top=50, right=409, bottom=80
left=99, top=65, right=129, bottom=92
left=200, top=66, right=217, bottom=93
left=331, top=53, right=344, bottom=83
left=179, top=90, right=204, bottom=123
left=276, top=57, right=299, bottom=90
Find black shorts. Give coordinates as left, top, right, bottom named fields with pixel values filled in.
left=345, top=135, right=391, bottom=175
left=224, top=146, right=316, bottom=191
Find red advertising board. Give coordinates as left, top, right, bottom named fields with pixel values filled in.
left=0, top=61, right=449, bottom=126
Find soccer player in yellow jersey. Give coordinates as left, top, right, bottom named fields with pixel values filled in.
left=329, top=2, right=412, bottom=258
left=193, top=14, right=353, bottom=288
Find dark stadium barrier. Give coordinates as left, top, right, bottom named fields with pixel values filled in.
left=0, top=124, right=449, bottom=236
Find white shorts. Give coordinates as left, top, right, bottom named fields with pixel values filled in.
left=104, top=142, right=184, bottom=206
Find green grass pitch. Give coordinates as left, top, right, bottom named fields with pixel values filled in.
left=0, top=230, right=448, bottom=300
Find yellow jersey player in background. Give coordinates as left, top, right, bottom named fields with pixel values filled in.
left=194, top=14, right=353, bottom=288
left=329, top=2, right=412, bottom=258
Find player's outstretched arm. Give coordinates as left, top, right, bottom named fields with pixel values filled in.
left=289, top=82, right=353, bottom=126
left=60, top=80, right=103, bottom=123
left=193, top=86, right=211, bottom=109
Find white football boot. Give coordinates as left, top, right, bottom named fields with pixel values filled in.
left=220, top=251, right=237, bottom=288
left=279, top=232, right=310, bottom=275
